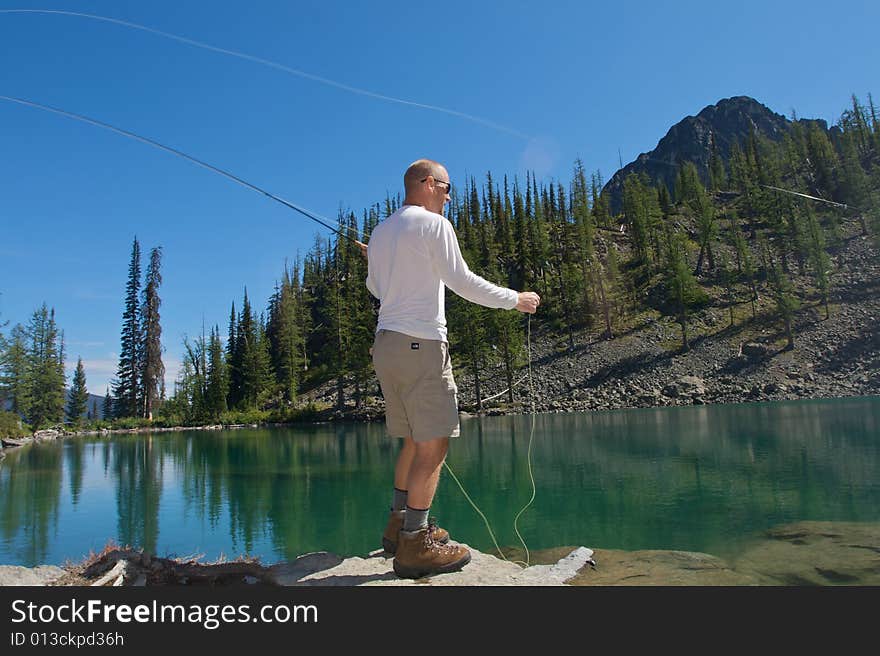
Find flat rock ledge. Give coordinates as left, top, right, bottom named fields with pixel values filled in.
left=269, top=546, right=594, bottom=586
left=0, top=565, right=66, bottom=586
left=0, top=547, right=593, bottom=587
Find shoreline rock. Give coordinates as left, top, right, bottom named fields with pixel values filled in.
left=4, top=520, right=876, bottom=586
left=0, top=546, right=595, bottom=587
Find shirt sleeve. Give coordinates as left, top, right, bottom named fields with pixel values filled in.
left=428, top=217, right=519, bottom=309
left=365, top=267, right=379, bottom=299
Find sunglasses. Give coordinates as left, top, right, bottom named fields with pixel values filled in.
left=420, top=176, right=452, bottom=193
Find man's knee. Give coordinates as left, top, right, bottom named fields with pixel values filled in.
left=414, top=436, right=449, bottom=463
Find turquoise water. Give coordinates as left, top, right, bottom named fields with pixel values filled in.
left=1, top=396, right=878, bottom=567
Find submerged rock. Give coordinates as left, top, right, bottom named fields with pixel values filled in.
left=731, top=521, right=880, bottom=586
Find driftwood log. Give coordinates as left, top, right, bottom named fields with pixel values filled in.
left=68, top=547, right=275, bottom=586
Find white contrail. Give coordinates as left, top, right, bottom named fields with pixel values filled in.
left=1, top=8, right=531, bottom=140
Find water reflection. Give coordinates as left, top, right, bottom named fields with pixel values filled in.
left=0, top=397, right=877, bottom=567
left=0, top=445, right=63, bottom=564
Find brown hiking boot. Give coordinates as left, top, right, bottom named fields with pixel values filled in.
left=392, top=527, right=471, bottom=579
left=382, top=510, right=449, bottom=554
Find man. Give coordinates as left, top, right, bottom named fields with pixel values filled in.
left=363, top=158, right=540, bottom=579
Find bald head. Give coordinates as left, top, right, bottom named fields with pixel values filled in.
left=404, top=159, right=447, bottom=195
left=402, top=158, right=451, bottom=215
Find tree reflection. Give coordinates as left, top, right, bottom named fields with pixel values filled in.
left=0, top=445, right=63, bottom=564
left=110, top=435, right=163, bottom=554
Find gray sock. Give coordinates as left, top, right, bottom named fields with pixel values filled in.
left=392, top=488, right=408, bottom=513
left=402, top=505, right=429, bottom=532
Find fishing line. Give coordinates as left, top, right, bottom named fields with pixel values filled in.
left=761, top=184, right=862, bottom=212
left=0, top=94, right=362, bottom=243
left=0, top=8, right=530, bottom=140
left=442, top=313, right=538, bottom=568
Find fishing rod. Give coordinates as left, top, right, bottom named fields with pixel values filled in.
left=0, top=94, right=363, bottom=245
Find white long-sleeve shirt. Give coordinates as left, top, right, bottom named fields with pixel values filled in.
left=366, top=204, right=519, bottom=342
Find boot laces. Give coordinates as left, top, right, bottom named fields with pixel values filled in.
left=422, top=527, right=456, bottom=554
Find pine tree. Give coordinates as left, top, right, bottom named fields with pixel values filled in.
left=692, top=183, right=718, bottom=275
left=662, top=229, right=706, bottom=352
left=495, top=175, right=514, bottom=274
left=25, top=304, right=66, bottom=429
left=838, top=128, right=873, bottom=235
left=0, top=309, right=6, bottom=400
left=447, top=292, right=490, bottom=411
left=657, top=183, right=672, bottom=218
left=343, top=214, right=375, bottom=408
left=591, top=171, right=611, bottom=230
left=548, top=184, right=576, bottom=348
left=205, top=326, right=228, bottom=418
left=254, top=317, right=274, bottom=407
left=600, top=240, right=624, bottom=337
left=528, top=175, right=551, bottom=291
left=331, top=224, right=350, bottom=409
left=511, top=177, right=529, bottom=291
left=140, top=246, right=164, bottom=419
left=235, top=292, right=271, bottom=409
left=102, top=387, right=113, bottom=421
left=708, top=132, right=727, bottom=190
left=0, top=324, right=30, bottom=418
left=489, top=309, right=524, bottom=404
left=113, top=237, right=142, bottom=418
left=66, top=357, right=89, bottom=428
left=643, top=179, right=664, bottom=269
left=572, top=158, right=597, bottom=326
left=232, top=291, right=253, bottom=408
left=674, top=162, right=703, bottom=206
left=804, top=207, right=832, bottom=319
left=623, top=173, right=650, bottom=265
left=766, top=247, right=800, bottom=350
left=805, top=124, right=839, bottom=199
left=182, top=332, right=208, bottom=421
left=719, top=252, right=737, bottom=328
left=728, top=212, right=758, bottom=320
left=267, top=263, right=301, bottom=404
left=226, top=300, right=240, bottom=409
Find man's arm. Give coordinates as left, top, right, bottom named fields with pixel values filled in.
left=429, top=218, right=539, bottom=312
left=359, top=240, right=381, bottom=299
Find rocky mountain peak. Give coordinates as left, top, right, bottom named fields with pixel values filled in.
left=602, top=96, right=827, bottom=213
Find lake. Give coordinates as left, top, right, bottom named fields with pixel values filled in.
left=1, top=396, right=878, bottom=570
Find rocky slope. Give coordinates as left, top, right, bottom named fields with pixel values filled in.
left=308, top=227, right=879, bottom=420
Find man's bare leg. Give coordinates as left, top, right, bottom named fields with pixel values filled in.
left=393, top=436, right=416, bottom=492
left=393, top=435, right=470, bottom=578
left=403, top=436, right=449, bottom=531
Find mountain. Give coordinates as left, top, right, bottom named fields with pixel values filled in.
left=603, top=96, right=827, bottom=213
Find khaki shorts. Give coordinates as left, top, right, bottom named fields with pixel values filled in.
left=372, top=329, right=460, bottom=442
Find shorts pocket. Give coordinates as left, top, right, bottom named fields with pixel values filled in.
left=439, top=342, right=457, bottom=394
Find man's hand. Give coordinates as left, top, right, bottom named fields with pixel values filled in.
left=355, top=240, right=368, bottom=259
left=515, top=291, right=540, bottom=314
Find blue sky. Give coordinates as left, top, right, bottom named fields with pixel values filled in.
left=1, top=0, right=878, bottom=397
